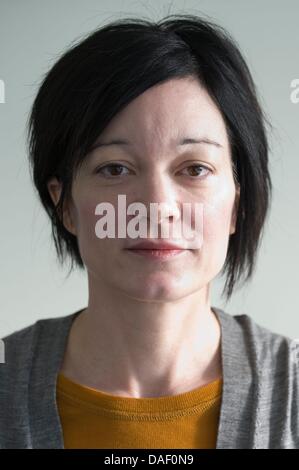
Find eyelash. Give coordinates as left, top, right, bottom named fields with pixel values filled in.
left=95, top=163, right=212, bottom=179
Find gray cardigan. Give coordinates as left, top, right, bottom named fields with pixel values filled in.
left=0, top=307, right=298, bottom=449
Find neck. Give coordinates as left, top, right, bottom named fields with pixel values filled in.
left=60, top=278, right=222, bottom=398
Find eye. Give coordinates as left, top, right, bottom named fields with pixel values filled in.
left=95, top=163, right=131, bottom=178
left=180, top=164, right=212, bottom=179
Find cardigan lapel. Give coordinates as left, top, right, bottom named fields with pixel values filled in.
left=28, top=309, right=84, bottom=449
left=213, top=307, right=258, bottom=449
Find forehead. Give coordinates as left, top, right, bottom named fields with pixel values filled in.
left=93, top=77, right=229, bottom=152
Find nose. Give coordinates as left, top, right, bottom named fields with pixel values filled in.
left=137, top=171, right=181, bottom=224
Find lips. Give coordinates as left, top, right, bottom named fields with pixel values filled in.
left=126, top=241, right=185, bottom=250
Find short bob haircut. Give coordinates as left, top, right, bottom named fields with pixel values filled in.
left=27, top=14, right=272, bottom=301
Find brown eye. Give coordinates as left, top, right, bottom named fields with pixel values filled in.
left=181, top=165, right=211, bottom=178
left=95, top=163, right=130, bottom=178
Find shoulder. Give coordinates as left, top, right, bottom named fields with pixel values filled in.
left=235, top=312, right=299, bottom=391
left=215, top=307, right=297, bottom=361
left=232, top=311, right=297, bottom=364
left=0, top=311, right=80, bottom=448
left=1, top=313, right=73, bottom=362
left=0, top=311, right=79, bottom=385
left=1, top=321, right=39, bottom=375
left=215, top=308, right=299, bottom=448
left=214, top=307, right=299, bottom=401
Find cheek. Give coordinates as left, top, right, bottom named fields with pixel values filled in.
left=74, top=196, right=107, bottom=257
left=74, top=193, right=125, bottom=269
left=203, top=201, right=233, bottom=243
left=77, top=199, right=97, bottom=235
left=201, top=188, right=235, bottom=266
left=198, top=172, right=236, bottom=241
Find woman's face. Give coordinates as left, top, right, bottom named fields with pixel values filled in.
left=48, top=77, right=240, bottom=301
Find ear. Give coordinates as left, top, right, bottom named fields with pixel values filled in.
left=230, top=184, right=240, bottom=235
left=47, top=177, right=77, bottom=236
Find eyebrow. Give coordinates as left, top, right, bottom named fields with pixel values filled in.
left=89, top=137, right=222, bottom=152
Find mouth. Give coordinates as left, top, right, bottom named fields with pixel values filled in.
left=125, top=248, right=187, bottom=260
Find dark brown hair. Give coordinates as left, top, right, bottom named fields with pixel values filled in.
left=27, top=14, right=272, bottom=301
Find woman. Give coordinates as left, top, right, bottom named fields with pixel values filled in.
left=1, top=14, right=298, bottom=449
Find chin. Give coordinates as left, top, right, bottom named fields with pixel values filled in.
left=120, top=276, right=194, bottom=302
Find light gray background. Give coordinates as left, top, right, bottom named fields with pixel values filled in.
left=0, top=0, right=298, bottom=338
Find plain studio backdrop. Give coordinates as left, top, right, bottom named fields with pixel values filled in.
left=0, top=0, right=298, bottom=339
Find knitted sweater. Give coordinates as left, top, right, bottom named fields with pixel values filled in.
left=0, top=307, right=298, bottom=448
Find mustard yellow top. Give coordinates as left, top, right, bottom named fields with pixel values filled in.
left=56, top=373, right=223, bottom=449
